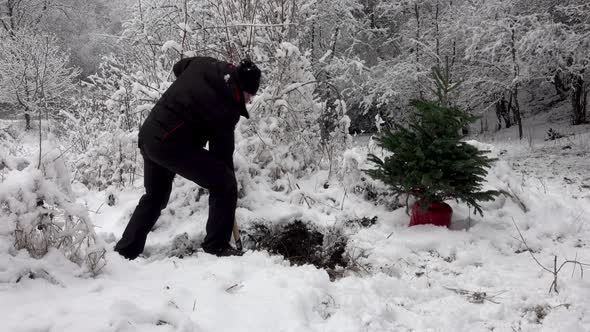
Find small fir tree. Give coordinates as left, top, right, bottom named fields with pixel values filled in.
left=366, top=99, right=500, bottom=216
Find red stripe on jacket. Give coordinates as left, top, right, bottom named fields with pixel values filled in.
left=161, top=121, right=185, bottom=141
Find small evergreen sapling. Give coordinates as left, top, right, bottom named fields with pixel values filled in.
left=366, top=99, right=500, bottom=216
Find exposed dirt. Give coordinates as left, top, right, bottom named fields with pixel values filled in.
left=243, top=220, right=349, bottom=280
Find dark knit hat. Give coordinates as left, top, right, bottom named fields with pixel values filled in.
left=237, top=59, right=261, bottom=95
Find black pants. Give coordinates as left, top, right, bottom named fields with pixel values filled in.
left=114, top=132, right=237, bottom=259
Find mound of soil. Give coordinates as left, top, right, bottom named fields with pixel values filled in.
left=243, top=220, right=349, bottom=280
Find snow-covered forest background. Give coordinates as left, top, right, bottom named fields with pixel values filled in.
left=1, top=0, right=589, bottom=331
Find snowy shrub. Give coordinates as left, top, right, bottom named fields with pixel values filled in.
left=71, top=129, right=140, bottom=191
left=0, top=138, right=106, bottom=275
left=340, top=148, right=364, bottom=189
left=0, top=126, right=30, bottom=179
left=59, top=92, right=142, bottom=190
left=237, top=43, right=351, bottom=184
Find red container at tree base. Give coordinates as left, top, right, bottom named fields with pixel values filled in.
left=409, top=201, right=452, bottom=227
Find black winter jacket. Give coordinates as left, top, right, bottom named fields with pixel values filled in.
left=140, top=57, right=248, bottom=170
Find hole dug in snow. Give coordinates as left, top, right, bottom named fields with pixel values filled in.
left=243, top=220, right=351, bottom=280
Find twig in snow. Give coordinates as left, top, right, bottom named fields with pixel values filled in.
left=87, top=203, right=105, bottom=215
left=505, top=184, right=528, bottom=212
left=340, top=188, right=347, bottom=211
left=344, top=247, right=371, bottom=276
left=444, top=286, right=504, bottom=304
left=536, top=177, right=547, bottom=195
left=512, top=218, right=590, bottom=294
left=572, top=252, right=579, bottom=278
left=295, top=183, right=312, bottom=208
left=15, top=268, right=63, bottom=286
left=50, top=144, right=75, bottom=163
left=225, top=283, right=243, bottom=293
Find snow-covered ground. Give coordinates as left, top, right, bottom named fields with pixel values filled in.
left=1, top=119, right=590, bottom=332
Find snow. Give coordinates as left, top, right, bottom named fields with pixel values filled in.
left=162, top=40, right=183, bottom=53
left=1, top=121, right=590, bottom=331
left=318, top=50, right=332, bottom=63
left=375, top=113, right=385, bottom=133
left=277, top=42, right=301, bottom=58
left=177, top=23, right=193, bottom=34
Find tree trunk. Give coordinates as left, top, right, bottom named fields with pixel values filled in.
left=571, top=75, right=587, bottom=125
left=310, top=22, right=315, bottom=61
left=511, top=87, right=523, bottom=139
left=414, top=3, right=423, bottom=98
left=495, top=101, right=502, bottom=130
left=508, top=25, right=520, bottom=137
left=553, top=71, right=569, bottom=99
left=24, top=113, right=31, bottom=130
left=498, top=97, right=511, bottom=128
left=435, top=1, right=440, bottom=62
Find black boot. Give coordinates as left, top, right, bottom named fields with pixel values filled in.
left=203, top=246, right=243, bottom=257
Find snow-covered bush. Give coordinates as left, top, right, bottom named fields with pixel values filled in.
left=0, top=134, right=105, bottom=275
left=58, top=78, right=145, bottom=190
left=236, top=43, right=351, bottom=186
